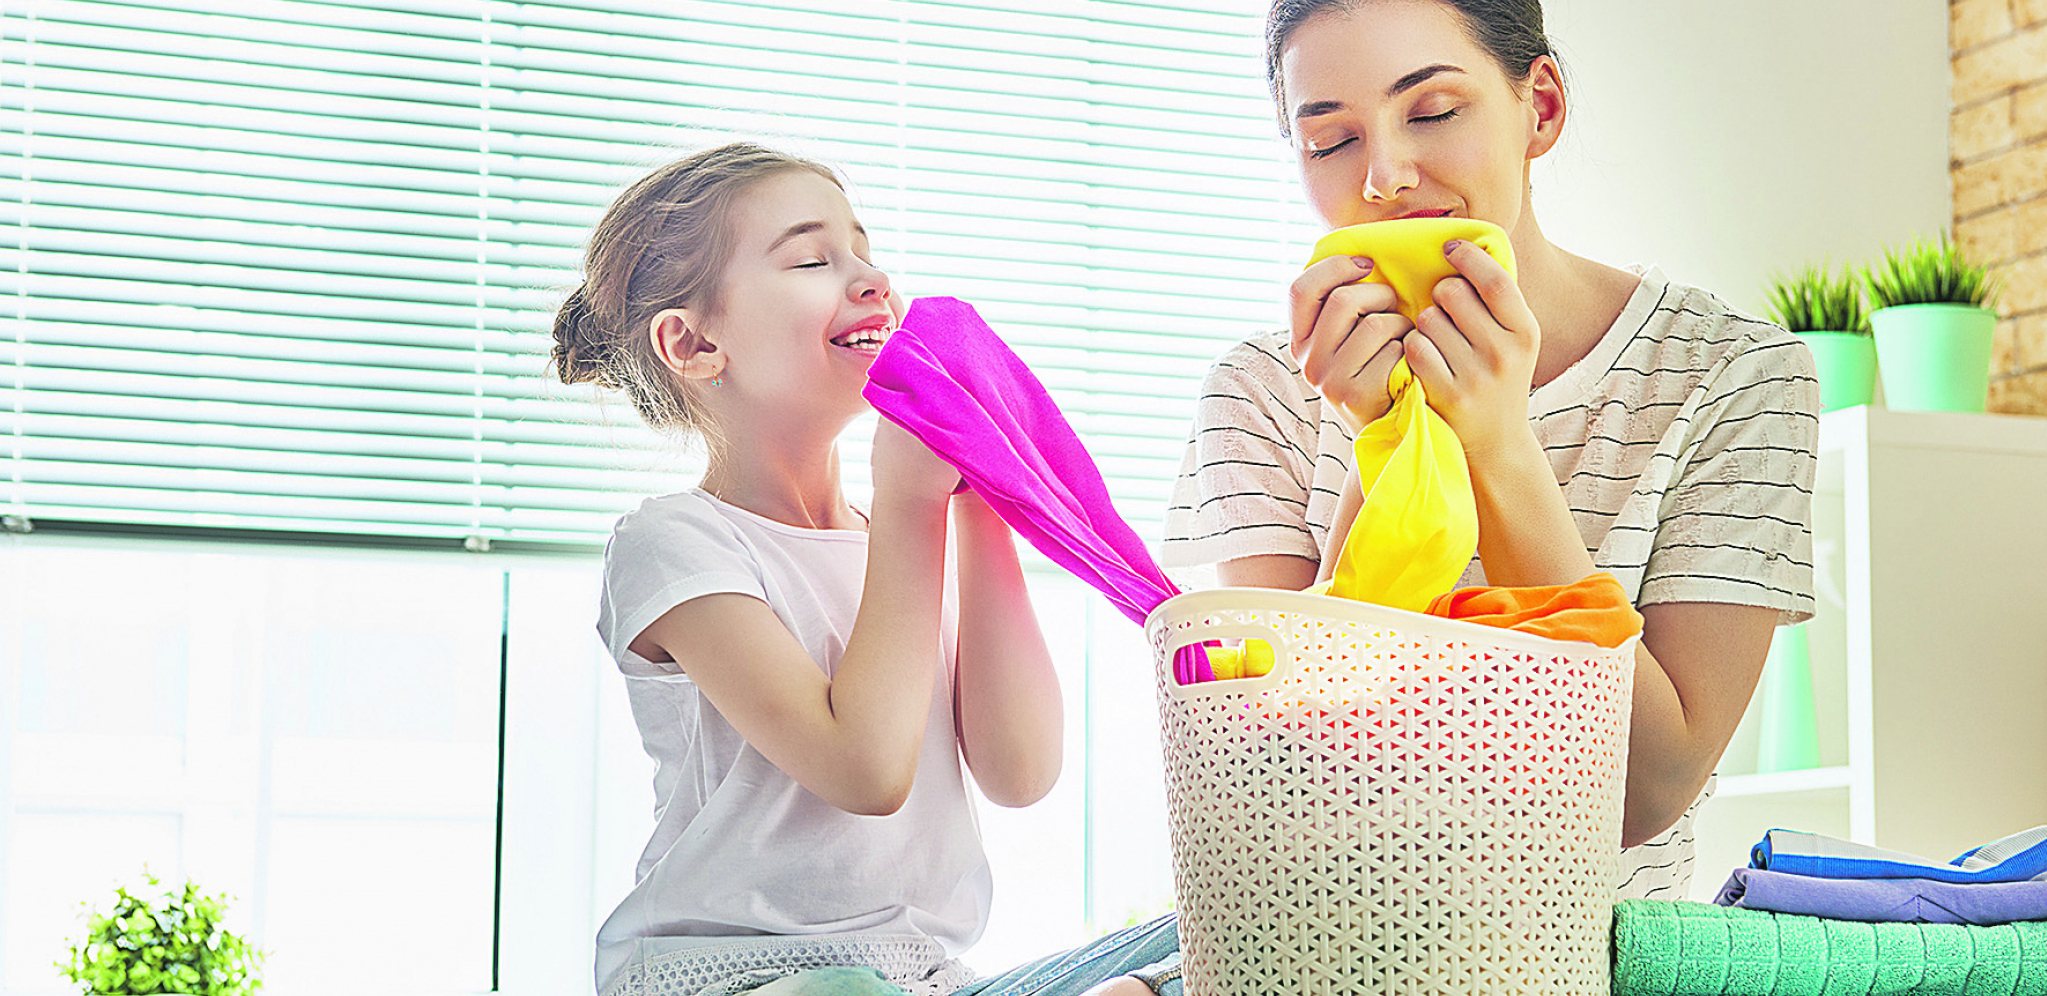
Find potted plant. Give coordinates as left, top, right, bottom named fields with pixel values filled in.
left=1767, top=263, right=1875, bottom=412
left=1862, top=235, right=2003, bottom=413
left=58, top=873, right=263, bottom=996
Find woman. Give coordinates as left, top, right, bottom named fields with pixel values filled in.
left=1164, top=0, right=1820, bottom=901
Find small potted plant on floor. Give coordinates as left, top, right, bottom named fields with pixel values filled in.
left=58, top=872, right=263, bottom=995
left=1863, top=235, right=2003, bottom=412
left=1767, top=263, right=1874, bottom=412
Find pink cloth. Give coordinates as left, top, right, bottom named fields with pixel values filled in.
left=863, top=297, right=1207, bottom=683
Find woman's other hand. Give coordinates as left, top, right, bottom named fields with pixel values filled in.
left=1404, top=238, right=1542, bottom=461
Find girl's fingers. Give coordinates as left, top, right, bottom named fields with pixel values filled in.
left=1299, top=282, right=1398, bottom=384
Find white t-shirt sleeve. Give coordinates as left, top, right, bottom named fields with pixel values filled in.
left=1162, top=336, right=1321, bottom=575
left=598, top=494, right=769, bottom=670
left=1639, top=330, right=1821, bottom=624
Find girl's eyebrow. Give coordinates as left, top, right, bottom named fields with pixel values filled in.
left=766, top=219, right=868, bottom=253
left=1292, top=63, right=1469, bottom=124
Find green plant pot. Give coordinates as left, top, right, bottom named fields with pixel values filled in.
left=1795, top=331, right=1877, bottom=412
left=1870, top=303, right=1997, bottom=412
left=1756, top=623, right=1819, bottom=773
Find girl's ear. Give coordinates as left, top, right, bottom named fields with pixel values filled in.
left=649, top=308, right=725, bottom=385
left=1524, top=55, right=1567, bottom=160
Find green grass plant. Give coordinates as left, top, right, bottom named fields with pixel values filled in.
left=59, top=872, right=262, bottom=995
left=1766, top=264, right=1870, bottom=334
left=1863, top=235, right=2002, bottom=310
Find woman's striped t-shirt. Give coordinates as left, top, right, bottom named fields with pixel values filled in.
left=1161, top=266, right=1821, bottom=899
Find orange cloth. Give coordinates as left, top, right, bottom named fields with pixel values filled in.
left=1425, top=572, right=1644, bottom=649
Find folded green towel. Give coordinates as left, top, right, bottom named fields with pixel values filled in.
left=1613, top=900, right=2047, bottom=996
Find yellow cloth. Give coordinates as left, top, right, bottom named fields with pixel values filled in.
left=1303, top=218, right=1516, bottom=612
left=1203, top=640, right=1276, bottom=680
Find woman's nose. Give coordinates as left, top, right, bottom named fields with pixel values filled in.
left=1361, top=142, right=1418, bottom=203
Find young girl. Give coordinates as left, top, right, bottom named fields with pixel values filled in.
left=557, top=144, right=1177, bottom=996
left=1165, top=0, right=1820, bottom=901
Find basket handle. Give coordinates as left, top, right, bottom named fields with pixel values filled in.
left=1157, top=615, right=1302, bottom=701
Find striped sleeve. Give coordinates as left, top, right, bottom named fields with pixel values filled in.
left=1161, top=336, right=1321, bottom=575
left=1638, top=329, right=1821, bottom=623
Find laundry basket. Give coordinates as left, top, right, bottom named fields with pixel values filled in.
left=1148, top=587, right=1635, bottom=996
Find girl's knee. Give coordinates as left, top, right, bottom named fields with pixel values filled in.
left=751, top=966, right=907, bottom=996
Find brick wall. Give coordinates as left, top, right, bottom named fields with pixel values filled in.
left=1953, top=0, right=2047, bottom=414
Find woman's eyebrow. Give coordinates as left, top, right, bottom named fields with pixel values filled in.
left=1387, top=63, right=1465, bottom=97
left=1292, top=63, right=1470, bottom=124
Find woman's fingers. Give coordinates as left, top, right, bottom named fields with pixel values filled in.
left=1288, top=255, right=1378, bottom=354
left=1440, top=240, right=1538, bottom=343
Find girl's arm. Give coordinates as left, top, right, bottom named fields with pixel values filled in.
left=950, top=489, right=1064, bottom=807
left=627, top=420, right=958, bottom=817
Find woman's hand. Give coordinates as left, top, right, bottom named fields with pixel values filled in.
left=1403, top=239, right=1543, bottom=461
left=870, top=415, right=959, bottom=501
left=1288, top=255, right=1414, bottom=434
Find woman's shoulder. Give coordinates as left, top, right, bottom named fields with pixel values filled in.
left=1633, top=270, right=1799, bottom=354
left=1209, top=327, right=1300, bottom=377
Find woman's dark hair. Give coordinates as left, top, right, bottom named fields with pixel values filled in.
left=1266, top=0, right=1558, bottom=135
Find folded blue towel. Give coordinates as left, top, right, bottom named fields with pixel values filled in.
left=1719, top=868, right=2047, bottom=925
left=1753, top=827, right=2047, bottom=884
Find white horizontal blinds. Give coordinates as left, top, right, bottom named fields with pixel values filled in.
left=876, top=2, right=1303, bottom=540
left=0, top=0, right=1302, bottom=546
left=0, top=0, right=689, bottom=543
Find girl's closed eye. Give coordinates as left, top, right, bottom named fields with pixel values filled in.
left=1411, top=108, right=1459, bottom=124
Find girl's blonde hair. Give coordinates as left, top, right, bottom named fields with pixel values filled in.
left=550, top=143, right=841, bottom=439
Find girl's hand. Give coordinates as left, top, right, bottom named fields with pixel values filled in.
left=1288, top=255, right=1414, bottom=434
left=871, top=415, right=960, bottom=501
left=1404, top=239, right=1543, bottom=461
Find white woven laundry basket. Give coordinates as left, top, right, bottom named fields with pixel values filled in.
left=1148, top=587, right=1634, bottom=996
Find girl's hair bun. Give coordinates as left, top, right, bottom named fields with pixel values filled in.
left=551, top=283, right=612, bottom=387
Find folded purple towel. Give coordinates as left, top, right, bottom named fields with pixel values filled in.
left=1718, top=867, right=2047, bottom=925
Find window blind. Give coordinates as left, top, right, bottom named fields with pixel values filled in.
left=1, top=0, right=1308, bottom=548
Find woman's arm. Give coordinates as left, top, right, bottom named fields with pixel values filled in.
left=951, top=490, right=1064, bottom=807
left=1406, top=243, right=1788, bottom=845
left=628, top=420, right=958, bottom=817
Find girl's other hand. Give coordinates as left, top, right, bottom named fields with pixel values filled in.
left=1403, top=240, right=1542, bottom=461
left=870, top=416, right=960, bottom=501
left=1288, top=254, right=1414, bottom=434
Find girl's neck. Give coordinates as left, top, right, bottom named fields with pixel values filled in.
left=1507, top=207, right=1638, bottom=388
left=699, top=426, right=865, bottom=531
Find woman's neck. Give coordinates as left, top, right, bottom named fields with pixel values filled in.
left=699, top=423, right=864, bottom=531
left=1507, top=210, right=1639, bottom=388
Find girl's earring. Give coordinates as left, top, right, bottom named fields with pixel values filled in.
left=709, top=376, right=723, bottom=388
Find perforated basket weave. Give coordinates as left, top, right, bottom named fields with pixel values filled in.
left=1147, top=587, right=1634, bottom=996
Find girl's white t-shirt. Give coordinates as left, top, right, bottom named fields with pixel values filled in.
left=593, top=490, right=989, bottom=996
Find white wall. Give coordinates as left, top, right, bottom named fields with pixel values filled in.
left=1532, top=0, right=1953, bottom=314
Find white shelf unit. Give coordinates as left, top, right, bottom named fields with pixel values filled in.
left=1690, top=407, right=2047, bottom=901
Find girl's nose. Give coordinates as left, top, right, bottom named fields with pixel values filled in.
left=851, top=260, right=891, bottom=301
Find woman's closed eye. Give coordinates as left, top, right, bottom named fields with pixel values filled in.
left=1411, top=108, right=1459, bottom=125
left=1306, top=137, right=1355, bottom=160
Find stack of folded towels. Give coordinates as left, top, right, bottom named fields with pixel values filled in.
left=1614, top=826, right=2047, bottom=995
